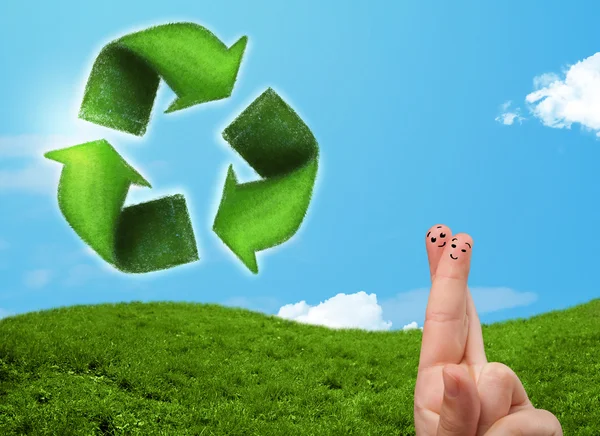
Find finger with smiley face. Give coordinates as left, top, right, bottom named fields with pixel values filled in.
left=424, top=226, right=485, bottom=365
left=424, top=224, right=474, bottom=278
left=448, top=236, right=473, bottom=262
left=420, top=230, right=475, bottom=367
left=425, top=224, right=451, bottom=280
left=427, top=225, right=448, bottom=248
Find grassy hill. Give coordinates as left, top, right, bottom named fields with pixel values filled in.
left=0, top=298, right=598, bottom=435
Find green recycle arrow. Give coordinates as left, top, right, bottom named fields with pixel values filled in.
left=79, top=22, right=247, bottom=136
left=45, top=22, right=319, bottom=274
left=214, top=88, right=319, bottom=274
left=45, top=140, right=198, bottom=273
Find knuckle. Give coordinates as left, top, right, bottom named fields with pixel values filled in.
left=539, top=409, right=563, bottom=435
left=481, top=362, right=513, bottom=385
left=439, top=416, right=465, bottom=435
left=425, top=311, right=465, bottom=324
left=435, top=272, right=467, bottom=282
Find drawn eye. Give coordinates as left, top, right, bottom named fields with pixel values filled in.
left=451, top=244, right=456, bottom=248
left=430, top=237, right=437, bottom=243
left=461, top=249, right=466, bottom=252
left=440, top=233, right=446, bottom=238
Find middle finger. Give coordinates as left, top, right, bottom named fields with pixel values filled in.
left=425, top=225, right=487, bottom=368
left=419, top=232, right=473, bottom=369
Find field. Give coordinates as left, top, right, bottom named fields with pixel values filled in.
left=0, top=299, right=598, bottom=435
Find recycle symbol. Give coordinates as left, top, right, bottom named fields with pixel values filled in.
left=45, top=22, right=319, bottom=274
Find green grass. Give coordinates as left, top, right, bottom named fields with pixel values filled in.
left=0, top=299, right=598, bottom=435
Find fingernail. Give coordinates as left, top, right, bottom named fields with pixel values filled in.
left=443, top=367, right=459, bottom=398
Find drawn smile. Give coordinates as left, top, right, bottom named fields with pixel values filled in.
left=450, top=254, right=458, bottom=260
left=438, top=242, right=446, bottom=248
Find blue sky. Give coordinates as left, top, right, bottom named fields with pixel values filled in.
left=1, top=0, right=599, bottom=331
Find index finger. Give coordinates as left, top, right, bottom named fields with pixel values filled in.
left=419, top=233, right=473, bottom=369
left=425, top=224, right=451, bottom=281
left=425, top=225, right=487, bottom=368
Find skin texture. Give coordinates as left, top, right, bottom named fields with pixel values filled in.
left=413, top=224, right=563, bottom=436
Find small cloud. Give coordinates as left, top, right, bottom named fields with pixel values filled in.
left=495, top=101, right=526, bottom=125
left=402, top=321, right=423, bottom=331
left=496, top=112, right=525, bottom=126
left=277, top=291, right=392, bottom=331
left=23, top=269, right=53, bottom=289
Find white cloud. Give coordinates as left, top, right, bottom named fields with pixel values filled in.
left=496, top=112, right=523, bottom=126
left=380, top=287, right=537, bottom=329
left=277, top=291, right=392, bottom=331
left=495, top=101, right=526, bottom=125
left=23, top=269, right=53, bottom=289
left=500, top=52, right=600, bottom=137
left=525, top=53, right=600, bottom=135
left=402, top=321, right=423, bottom=331
left=276, top=288, right=535, bottom=332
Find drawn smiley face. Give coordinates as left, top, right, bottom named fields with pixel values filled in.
left=427, top=225, right=448, bottom=248
left=449, top=238, right=471, bottom=260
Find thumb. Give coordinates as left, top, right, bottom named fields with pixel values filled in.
left=436, top=364, right=480, bottom=436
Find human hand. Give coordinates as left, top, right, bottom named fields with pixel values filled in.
left=413, top=224, right=562, bottom=435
